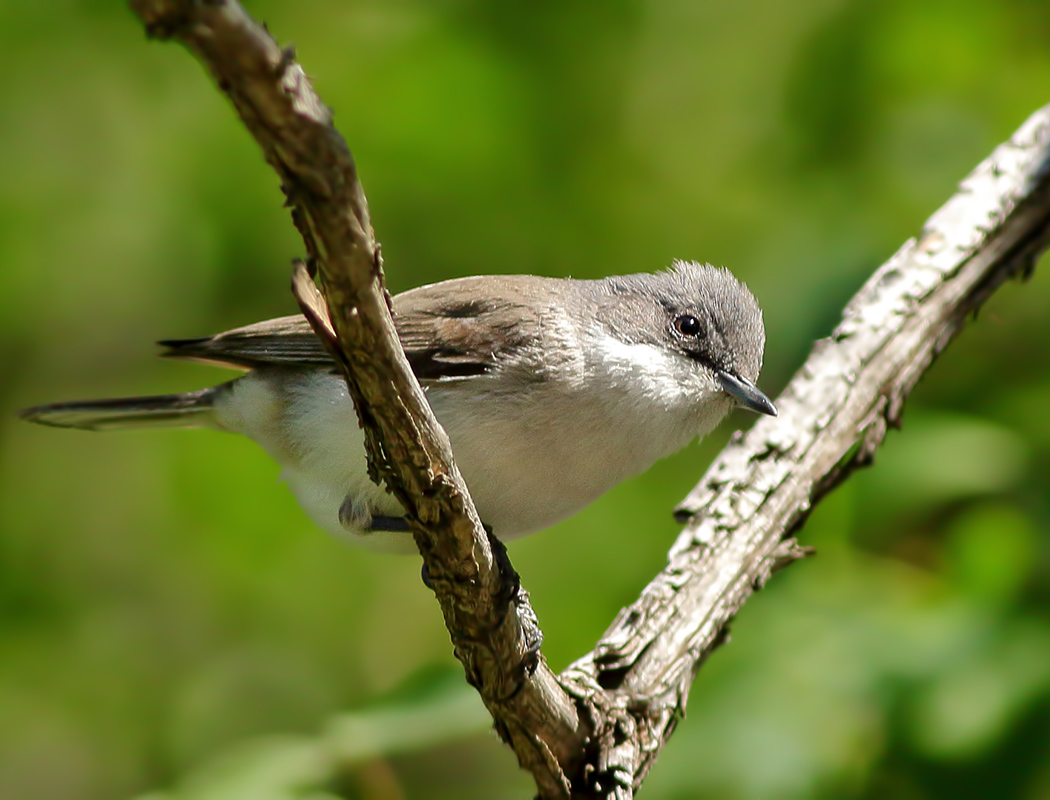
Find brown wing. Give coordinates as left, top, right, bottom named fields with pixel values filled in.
left=392, top=276, right=542, bottom=380
left=162, top=275, right=547, bottom=381
left=160, top=315, right=331, bottom=370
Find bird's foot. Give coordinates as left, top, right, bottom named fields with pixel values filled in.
left=339, top=494, right=413, bottom=535
left=366, top=515, right=412, bottom=532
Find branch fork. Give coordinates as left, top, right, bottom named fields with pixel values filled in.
left=128, top=2, right=1050, bottom=796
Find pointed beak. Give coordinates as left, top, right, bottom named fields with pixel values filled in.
left=717, top=370, right=778, bottom=417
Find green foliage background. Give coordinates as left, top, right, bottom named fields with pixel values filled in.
left=2, top=1, right=1049, bottom=798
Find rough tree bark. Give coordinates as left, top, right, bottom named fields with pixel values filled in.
left=127, top=2, right=1050, bottom=798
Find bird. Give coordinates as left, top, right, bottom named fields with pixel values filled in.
left=20, top=261, right=776, bottom=554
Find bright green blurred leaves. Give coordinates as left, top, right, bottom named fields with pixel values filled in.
left=944, top=504, right=1040, bottom=608
left=859, top=412, right=1030, bottom=524
left=905, top=504, right=1048, bottom=760
left=4, top=1, right=1050, bottom=799
left=909, top=619, right=1050, bottom=760
left=136, top=672, right=493, bottom=800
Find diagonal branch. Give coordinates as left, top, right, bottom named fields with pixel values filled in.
left=560, top=106, right=1050, bottom=790
left=127, top=2, right=1050, bottom=798
left=128, top=1, right=582, bottom=797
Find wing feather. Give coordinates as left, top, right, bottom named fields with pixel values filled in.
left=161, top=276, right=549, bottom=381
left=160, top=316, right=330, bottom=369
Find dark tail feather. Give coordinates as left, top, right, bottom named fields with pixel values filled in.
left=19, top=387, right=219, bottom=432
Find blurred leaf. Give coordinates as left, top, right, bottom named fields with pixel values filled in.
left=909, top=621, right=1050, bottom=759
left=943, top=503, right=1038, bottom=607
left=136, top=676, right=489, bottom=800
left=860, top=412, right=1030, bottom=520
left=3, top=1, right=1050, bottom=799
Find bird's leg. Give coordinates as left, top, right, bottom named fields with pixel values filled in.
left=339, top=494, right=412, bottom=534
left=366, top=516, right=412, bottom=532
left=340, top=496, right=514, bottom=608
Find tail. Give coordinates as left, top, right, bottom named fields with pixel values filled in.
left=19, top=386, right=220, bottom=432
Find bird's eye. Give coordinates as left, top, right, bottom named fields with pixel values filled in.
left=674, top=314, right=702, bottom=337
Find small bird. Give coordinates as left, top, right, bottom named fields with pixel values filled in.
left=21, top=261, right=776, bottom=553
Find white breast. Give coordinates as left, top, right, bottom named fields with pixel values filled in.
left=211, top=329, right=731, bottom=553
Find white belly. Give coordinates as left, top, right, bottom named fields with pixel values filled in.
left=213, top=365, right=726, bottom=553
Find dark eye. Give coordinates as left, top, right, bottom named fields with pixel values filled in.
left=674, top=314, right=702, bottom=337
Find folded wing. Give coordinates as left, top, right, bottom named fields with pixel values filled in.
left=162, top=276, right=542, bottom=382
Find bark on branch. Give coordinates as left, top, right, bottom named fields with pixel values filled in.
left=562, top=109, right=1050, bottom=791
left=128, top=2, right=581, bottom=797
left=128, top=2, right=1050, bottom=797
